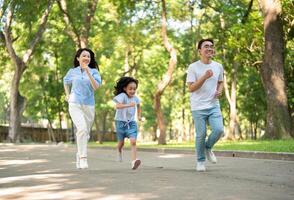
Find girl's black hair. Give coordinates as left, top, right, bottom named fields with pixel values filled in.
left=114, top=77, right=138, bottom=96
left=73, top=48, right=100, bottom=71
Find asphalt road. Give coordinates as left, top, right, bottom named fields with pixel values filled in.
left=0, top=144, right=293, bottom=200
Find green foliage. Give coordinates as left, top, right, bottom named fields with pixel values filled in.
left=1, top=0, right=293, bottom=140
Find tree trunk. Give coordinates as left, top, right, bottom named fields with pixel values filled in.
left=8, top=66, right=26, bottom=142
left=258, top=0, right=293, bottom=139
left=181, top=76, right=186, bottom=142
left=3, top=1, right=53, bottom=142
left=228, top=61, right=238, bottom=140
left=154, top=0, right=177, bottom=145
left=152, top=124, right=157, bottom=141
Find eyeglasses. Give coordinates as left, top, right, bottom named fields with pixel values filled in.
left=202, top=44, right=214, bottom=49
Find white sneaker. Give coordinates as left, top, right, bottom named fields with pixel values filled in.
left=117, top=152, right=123, bottom=162
left=80, top=158, right=88, bottom=169
left=131, top=159, right=141, bottom=170
left=76, top=153, right=81, bottom=169
left=196, top=162, right=206, bottom=172
left=205, top=149, right=217, bottom=163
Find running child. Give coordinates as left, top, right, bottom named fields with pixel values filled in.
left=113, top=77, right=142, bottom=170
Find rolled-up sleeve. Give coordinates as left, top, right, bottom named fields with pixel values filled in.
left=92, top=69, right=102, bottom=86
left=63, top=69, right=73, bottom=85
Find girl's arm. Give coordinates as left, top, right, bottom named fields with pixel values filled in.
left=137, top=104, right=142, bottom=121
left=116, top=102, right=136, bottom=109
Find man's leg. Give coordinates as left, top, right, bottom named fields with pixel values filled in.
left=206, top=106, right=224, bottom=149
left=192, top=110, right=207, bottom=162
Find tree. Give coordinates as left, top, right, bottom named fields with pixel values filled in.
left=258, top=0, right=293, bottom=139
left=57, top=0, right=98, bottom=48
left=153, top=0, right=177, bottom=144
left=2, top=0, right=53, bottom=142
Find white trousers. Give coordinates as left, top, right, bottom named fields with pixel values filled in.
left=69, top=103, right=95, bottom=158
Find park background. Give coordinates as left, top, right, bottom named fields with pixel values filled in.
left=0, top=0, right=293, bottom=149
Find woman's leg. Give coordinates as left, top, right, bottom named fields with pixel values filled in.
left=69, top=103, right=88, bottom=159
left=83, top=105, right=95, bottom=141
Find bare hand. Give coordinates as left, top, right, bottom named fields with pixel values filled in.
left=204, top=70, right=213, bottom=79
left=81, top=62, right=89, bottom=70
left=129, top=102, right=136, bottom=107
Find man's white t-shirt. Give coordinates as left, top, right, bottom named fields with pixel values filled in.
left=186, top=60, right=224, bottom=111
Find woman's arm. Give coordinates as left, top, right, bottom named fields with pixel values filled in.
left=85, top=68, right=100, bottom=90
left=64, top=84, right=71, bottom=101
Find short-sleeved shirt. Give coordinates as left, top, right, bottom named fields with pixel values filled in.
left=113, top=93, right=140, bottom=122
left=186, top=60, right=224, bottom=111
left=63, top=66, right=101, bottom=106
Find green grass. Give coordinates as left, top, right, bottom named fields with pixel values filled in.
left=89, top=139, right=294, bottom=153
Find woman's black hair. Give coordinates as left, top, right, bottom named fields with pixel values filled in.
left=73, top=48, right=100, bottom=71
left=114, top=77, right=138, bottom=96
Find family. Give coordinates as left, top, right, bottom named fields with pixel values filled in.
left=63, top=38, right=224, bottom=172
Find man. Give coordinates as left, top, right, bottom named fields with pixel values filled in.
left=186, top=38, right=224, bottom=171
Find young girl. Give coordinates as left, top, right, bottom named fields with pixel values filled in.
left=113, top=77, right=142, bottom=170
left=63, top=48, right=101, bottom=169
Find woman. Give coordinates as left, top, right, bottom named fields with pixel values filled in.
left=63, top=48, right=101, bottom=169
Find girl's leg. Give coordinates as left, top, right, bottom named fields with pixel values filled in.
left=117, top=140, right=124, bottom=153
left=130, top=138, right=137, bottom=161
left=130, top=138, right=141, bottom=170
left=117, top=140, right=124, bottom=162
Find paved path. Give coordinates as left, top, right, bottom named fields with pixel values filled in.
left=0, top=144, right=293, bottom=200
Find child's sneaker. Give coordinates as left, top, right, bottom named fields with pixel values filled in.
left=80, top=158, right=88, bottom=169
left=131, top=159, right=141, bottom=170
left=76, top=153, right=81, bottom=169
left=196, top=161, right=206, bottom=172
left=117, top=152, right=123, bottom=162
left=205, top=148, right=217, bottom=163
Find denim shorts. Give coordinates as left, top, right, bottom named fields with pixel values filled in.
left=115, top=121, right=138, bottom=141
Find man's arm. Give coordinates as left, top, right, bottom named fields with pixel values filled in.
left=188, top=70, right=213, bottom=92
left=215, top=81, right=224, bottom=98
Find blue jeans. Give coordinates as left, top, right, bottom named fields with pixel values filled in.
left=115, top=121, right=138, bottom=141
left=192, top=105, right=224, bottom=162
